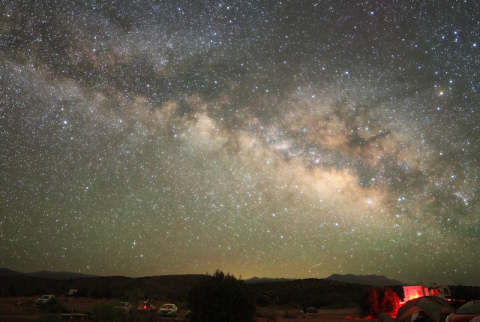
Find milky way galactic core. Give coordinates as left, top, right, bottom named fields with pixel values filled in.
left=1, top=1, right=479, bottom=285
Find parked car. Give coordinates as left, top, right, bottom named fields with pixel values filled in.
left=35, top=295, right=56, bottom=306
left=115, top=302, right=132, bottom=313
left=447, top=300, right=480, bottom=322
left=158, top=304, right=177, bottom=317
left=137, top=300, right=156, bottom=311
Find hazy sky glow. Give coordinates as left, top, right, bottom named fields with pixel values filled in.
left=1, top=1, right=480, bottom=285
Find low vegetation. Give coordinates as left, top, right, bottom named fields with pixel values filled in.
left=358, top=287, right=401, bottom=318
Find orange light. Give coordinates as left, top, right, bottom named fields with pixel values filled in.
left=403, top=286, right=424, bottom=302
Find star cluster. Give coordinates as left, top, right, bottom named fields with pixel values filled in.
left=1, top=0, right=480, bottom=285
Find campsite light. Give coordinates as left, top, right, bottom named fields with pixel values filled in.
left=402, top=284, right=451, bottom=302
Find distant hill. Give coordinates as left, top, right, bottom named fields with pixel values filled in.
left=326, top=274, right=403, bottom=286
left=0, top=268, right=26, bottom=277
left=0, top=268, right=403, bottom=286
left=27, top=270, right=98, bottom=280
left=0, top=268, right=97, bottom=279
left=245, top=276, right=296, bottom=284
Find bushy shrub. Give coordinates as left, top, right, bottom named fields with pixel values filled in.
left=380, top=288, right=401, bottom=318
left=283, top=308, right=296, bottom=318
left=359, top=287, right=380, bottom=318
left=91, top=302, right=122, bottom=322
left=188, top=270, right=256, bottom=322
left=359, top=287, right=400, bottom=318
left=255, top=307, right=278, bottom=322
left=124, top=288, right=146, bottom=304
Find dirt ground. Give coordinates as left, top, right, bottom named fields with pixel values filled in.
left=256, top=308, right=375, bottom=322
left=0, top=296, right=376, bottom=322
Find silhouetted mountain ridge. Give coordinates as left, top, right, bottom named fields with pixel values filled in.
left=0, top=268, right=97, bottom=279
left=0, top=268, right=26, bottom=277
left=326, top=274, right=403, bottom=286
left=245, top=276, right=296, bottom=284
left=0, top=269, right=404, bottom=286
left=1, top=268, right=403, bottom=286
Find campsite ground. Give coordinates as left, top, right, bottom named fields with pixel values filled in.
left=0, top=296, right=372, bottom=322
left=258, top=308, right=373, bottom=322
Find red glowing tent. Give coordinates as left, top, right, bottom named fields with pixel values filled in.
left=396, top=296, right=455, bottom=322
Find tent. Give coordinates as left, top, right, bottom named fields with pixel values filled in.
left=396, top=296, right=455, bottom=322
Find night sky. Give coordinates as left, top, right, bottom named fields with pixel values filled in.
left=1, top=1, right=480, bottom=286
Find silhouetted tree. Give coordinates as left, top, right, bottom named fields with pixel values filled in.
left=359, top=287, right=380, bottom=318
left=188, top=270, right=256, bottom=322
left=380, top=287, right=401, bottom=317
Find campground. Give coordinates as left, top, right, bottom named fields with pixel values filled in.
left=0, top=296, right=369, bottom=322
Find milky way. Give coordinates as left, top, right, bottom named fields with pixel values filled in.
left=1, top=1, right=480, bottom=285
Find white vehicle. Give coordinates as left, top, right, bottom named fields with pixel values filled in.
left=35, top=294, right=56, bottom=306
left=158, top=304, right=177, bottom=317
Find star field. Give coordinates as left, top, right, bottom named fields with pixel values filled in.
left=1, top=0, right=480, bottom=285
